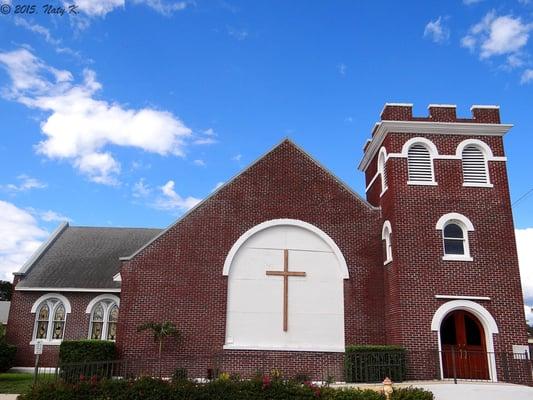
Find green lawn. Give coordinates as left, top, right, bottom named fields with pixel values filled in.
left=0, top=373, right=33, bottom=394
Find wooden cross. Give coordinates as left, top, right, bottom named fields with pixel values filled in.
left=266, top=249, right=306, bottom=332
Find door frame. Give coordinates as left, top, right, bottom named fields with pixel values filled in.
left=431, top=300, right=498, bottom=381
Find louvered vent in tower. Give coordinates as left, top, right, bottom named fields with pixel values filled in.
left=407, top=144, right=433, bottom=182
left=462, top=145, right=488, bottom=184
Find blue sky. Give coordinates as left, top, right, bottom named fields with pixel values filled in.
left=0, top=0, right=532, bottom=319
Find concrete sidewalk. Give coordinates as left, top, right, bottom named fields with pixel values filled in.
left=414, top=382, right=533, bottom=400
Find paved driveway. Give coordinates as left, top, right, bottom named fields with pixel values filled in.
left=415, top=382, right=533, bottom=400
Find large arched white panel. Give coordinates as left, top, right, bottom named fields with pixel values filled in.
left=224, top=219, right=346, bottom=352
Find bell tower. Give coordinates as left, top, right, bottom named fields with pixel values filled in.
left=359, top=103, right=529, bottom=382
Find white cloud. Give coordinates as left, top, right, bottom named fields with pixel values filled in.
left=462, top=11, right=532, bottom=59
left=69, top=0, right=191, bottom=17
left=132, top=178, right=151, bottom=198
left=193, top=159, right=206, bottom=167
left=227, top=26, right=248, bottom=40
left=132, top=0, right=188, bottom=16
left=14, top=17, right=82, bottom=59
left=66, top=0, right=124, bottom=16
left=521, top=69, right=533, bottom=83
left=153, top=180, right=201, bottom=212
left=232, top=154, right=242, bottom=162
left=193, top=128, right=218, bottom=145
left=516, top=228, right=533, bottom=302
left=424, top=16, right=450, bottom=44
left=0, top=48, right=193, bottom=184
left=463, top=0, right=484, bottom=5
left=39, top=210, right=71, bottom=222
left=337, top=63, right=347, bottom=76
left=212, top=181, right=224, bottom=192
left=0, top=200, right=49, bottom=281
left=2, top=175, right=47, bottom=192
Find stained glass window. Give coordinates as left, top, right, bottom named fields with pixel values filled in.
left=52, top=304, right=66, bottom=340
left=90, top=303, right=104, bottom=339
left=33, top=297, right=68, bottom=341
left=36, top=304, right=49, bottom=339
left=107, top=305, right=118, bottom=341
left=89, top=300, right=119, bottom=341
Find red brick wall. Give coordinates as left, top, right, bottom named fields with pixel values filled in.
left=117, top=140, right=385, bottom=377
left=6, top=287, right=119, bottom=367
left=365, top=105, right=530, bottom=385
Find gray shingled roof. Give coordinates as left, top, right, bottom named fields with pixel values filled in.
left=17, top=226, right=161, bottom=289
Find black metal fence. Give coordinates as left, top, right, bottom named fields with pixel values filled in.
left=33, top=350, right=532, bottom=386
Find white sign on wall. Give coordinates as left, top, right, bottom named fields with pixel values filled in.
left=34, top=340, right=43, bottom=355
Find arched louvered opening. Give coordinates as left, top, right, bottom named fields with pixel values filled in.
left=378, top=149, right=387, bottom=192
left=462, top=145, right=489, bottom=185
left=407, top=144, right=434, bottom=182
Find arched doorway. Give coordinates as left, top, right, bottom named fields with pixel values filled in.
left=440, top=310, right=489, bottom=379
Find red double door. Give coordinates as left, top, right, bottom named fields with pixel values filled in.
left=440, top=310, right=489, bottom=380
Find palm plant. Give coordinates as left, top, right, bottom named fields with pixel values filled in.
left=137, top=321, right=181, bottom=377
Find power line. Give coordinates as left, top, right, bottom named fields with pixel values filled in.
left=512, top=187, right=533, bottom=208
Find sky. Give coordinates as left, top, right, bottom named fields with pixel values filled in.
left=0, top=0, right=532, bottom=322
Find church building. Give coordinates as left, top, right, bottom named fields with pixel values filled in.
left=6, top=104, right=530, bottom=384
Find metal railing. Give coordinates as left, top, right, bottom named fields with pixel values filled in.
left=32, top=350, right=532, bottom=386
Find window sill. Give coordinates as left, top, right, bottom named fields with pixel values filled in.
left=383, top=259, right=393, bottom=266
left=380, top=187, right=388, bottom=197
left=442, top=255, right=473, bottom=262
left=407, top=181, right=438, bottom=186
left=29, top=340, right=62, bottom=346
left=462, top=183, right=493, bottom=188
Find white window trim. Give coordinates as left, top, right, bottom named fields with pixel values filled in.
left=378, top=147, right=388, bottom=196
left=407, top=181, right=438, bottom=186
left=382, top=220, right=393, bottom=265
left=436, top=213, right=474, bottom=261
left=403, top=138, right=438, bottom=185
left=431, top=299, right=499, bottom=381
left=30, top=293, right=71, bottom=345
left=86, top=294, right=120, bottom=341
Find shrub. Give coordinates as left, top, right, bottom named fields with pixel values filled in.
left=391, top=387, right=434, bottom=400
left=58, top=340, right=116, bottom=383
left=18, top=377, right=434, bottom=400
left=0, top=341, right=16, bottom=372
left=59, top=340, right=116, bottom=364
left=345, top=345, right=406, bottom=383
left=172, top=367, right=188, bottom=382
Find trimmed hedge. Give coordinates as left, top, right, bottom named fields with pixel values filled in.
left=345, top=345, right=407, bottom=383
left=0, top=341, right=16, bottom=373
left=59, top=340, right=116, bottom=364
left=19, top=377, right=433, bottom=400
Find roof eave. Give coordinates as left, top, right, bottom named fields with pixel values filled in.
left=358, top=121, right=513, bottom=171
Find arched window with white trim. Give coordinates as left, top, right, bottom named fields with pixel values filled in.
left=382, top=221, right=392, bottom=264
left=407, top=143, right=434, bottom=183
left=32, top=294, right=71, bottom=342
left=87, top=295, right=120, bottom=341
left=378, top=147, right=388, bottom=194
left=436, top=213, right=474, bottom=261
left=461, top=145, right=489, bottom=185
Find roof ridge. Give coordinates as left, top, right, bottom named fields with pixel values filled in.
left=121, top=138, right=378, bottom=262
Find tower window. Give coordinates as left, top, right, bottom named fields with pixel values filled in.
left=382, top=220, right=393, bottom=265
left=462, top=145, right=489, bottom=185
left=436, top=213, right=474, bottom=261
left=443, top=223, right=465, bottom=255
left=407, top=144, right=434, bottom=183
left=378, top=147, right=387, bottom=194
